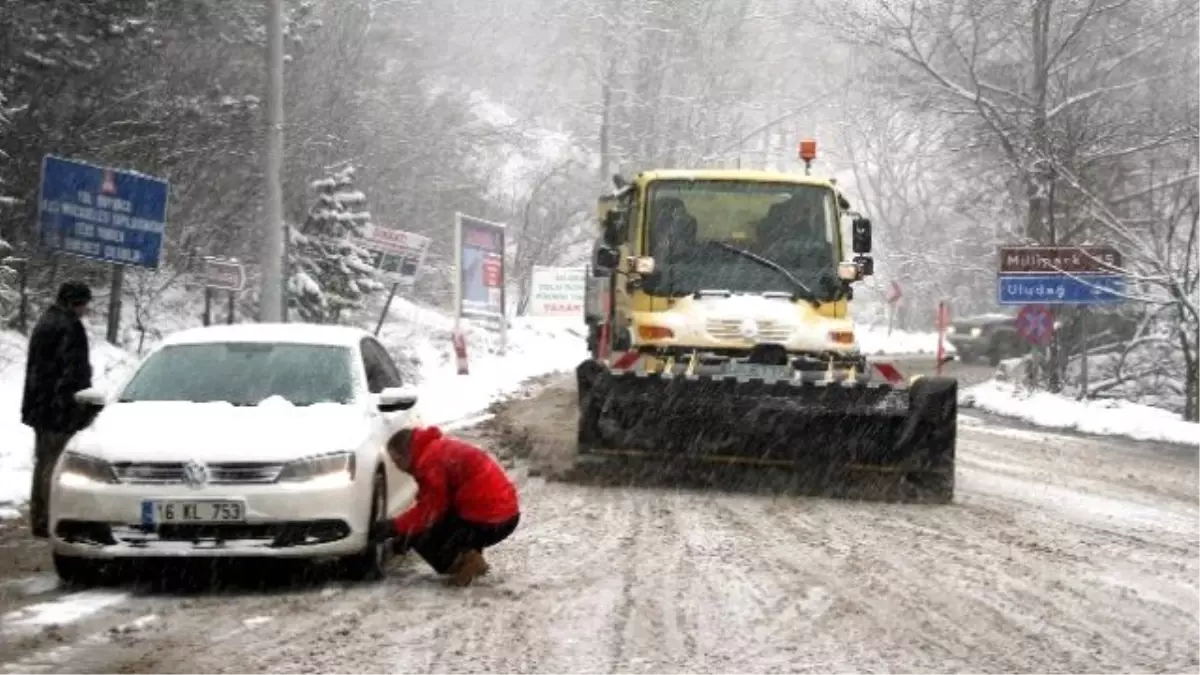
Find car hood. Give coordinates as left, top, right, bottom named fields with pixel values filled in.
left=70, top=399, right=373, bottom=463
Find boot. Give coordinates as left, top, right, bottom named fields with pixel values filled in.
left=447, top=549, right=488, bottom=587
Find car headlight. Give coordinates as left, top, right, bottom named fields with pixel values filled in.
left=276, top=452, right=356, bottom=483
left=945, top=326, right=956, bottom=335
left=58, top=452, right=118, bottom=486
left=970, top=327, right=982, bottom=337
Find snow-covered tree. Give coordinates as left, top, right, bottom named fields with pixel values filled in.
left=287, top=164, right=383, bottom=324
left=0, top=235, right=21, bottom=328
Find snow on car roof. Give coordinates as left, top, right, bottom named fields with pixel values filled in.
left=159, top=323, right=372, bottom=349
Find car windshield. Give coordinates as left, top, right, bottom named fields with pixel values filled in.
left=643, top=180, right=840, bottom=296
left=118, top=342, right=356, bottom=406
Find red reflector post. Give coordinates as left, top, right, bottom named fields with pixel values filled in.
left=873, top=362, right=904, bottom=385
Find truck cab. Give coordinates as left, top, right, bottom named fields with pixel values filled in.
left=585, top=168, right=876, bottom=380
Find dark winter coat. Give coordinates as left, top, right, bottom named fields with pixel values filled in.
left=391, top=426, right=520, bottom=537
left=21, top=304, right=93, bottom=432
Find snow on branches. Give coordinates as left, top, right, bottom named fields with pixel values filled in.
left=287, top=164, right=383, bottom=324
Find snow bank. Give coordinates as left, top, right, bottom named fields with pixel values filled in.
left=856, top=325, right=956, bottom=356
left=961, top=380, right=1200, bottom=446
left=377, top=305, right=585, bottom=426
left=0, top=299, right=587, bottom=508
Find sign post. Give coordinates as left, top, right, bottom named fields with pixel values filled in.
left=886, top=280, right=902, bottom=336
left=193, top=256, right=246, bottom=326
left=38, top=156, right=170, bottom=345
left=454, top=212, right=507, bottom=354
left=935, top=301, right=949, bottom=376
left=359, top=225, right=431, bottom=336
left=997, top=245, right=1124, bottom=394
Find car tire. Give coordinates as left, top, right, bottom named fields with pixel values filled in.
left=339, top=469, right=390, bottom=582
left=53, top=553, right=108, bottom=587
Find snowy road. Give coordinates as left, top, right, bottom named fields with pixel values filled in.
left=0, top=372, right=1196, bottom=673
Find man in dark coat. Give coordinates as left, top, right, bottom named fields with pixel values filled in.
left=373, top=426, right=520, bottom=587
left=21, top=281, right=95, bottom=538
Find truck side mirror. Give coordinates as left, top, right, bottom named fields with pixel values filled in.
left=602, top=211, right=624, bottom=247
left=852, top=217, right=872, bottom=254
left=593, top=245, right=620, bottom=272
left=854, top=255, right=874, bottom=277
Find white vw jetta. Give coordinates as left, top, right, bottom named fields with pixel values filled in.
left=49, top=324, right=420, bottom=585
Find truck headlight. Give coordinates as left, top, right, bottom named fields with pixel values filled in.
left=58, top=452, right=118, bottom=486
left=277, top=452, right=356, bottom=484
left=970, top=327, right=982, bottom=337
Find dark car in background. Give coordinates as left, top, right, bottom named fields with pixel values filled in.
left=946, top=312, right=1028, bottom=366
left=947, top=309, right=1139, bottom=367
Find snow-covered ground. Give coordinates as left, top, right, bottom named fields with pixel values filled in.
left=0, top=299, right=586, bottom=511
left=856, top=325, right=955, bottom=356
left=962, top=379, right=1200, bottom=446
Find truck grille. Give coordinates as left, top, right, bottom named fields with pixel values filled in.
left=705, top=319, right=793, bottom=343
left=112, top=462, right=285, bottom=485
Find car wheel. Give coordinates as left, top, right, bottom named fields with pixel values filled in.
left=53, top=553, right=108, bottom=587
left=339, top=469, right=391, bottom=582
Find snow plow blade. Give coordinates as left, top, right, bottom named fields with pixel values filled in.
left=575, top=360, right=956, bottom=502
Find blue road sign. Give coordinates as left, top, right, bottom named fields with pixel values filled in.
left=38, top=155, right=169, bottom=269
left=997, top=274, right=1125, bottom=305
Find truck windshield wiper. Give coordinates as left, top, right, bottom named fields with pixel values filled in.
left=712, top=242, right=821, bottom=306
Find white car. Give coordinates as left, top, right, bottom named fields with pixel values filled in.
left=49, top=323, right=420, bottom=585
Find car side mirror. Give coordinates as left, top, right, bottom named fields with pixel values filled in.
left=376, top=385, right=418, bottom=413
left=593, top=245, right=620, bottom=272
left=74, top=387, right=109, bottom=407
left=852, top=217, right=872, bottom=254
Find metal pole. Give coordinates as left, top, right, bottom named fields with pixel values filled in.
left=227, top=291, right=236, bottom=325
left=16, top=258, right=28, bottom=334
left=1078, top=308, right=1089, bottom=400
left=203, top=287, right=212, bottom=327
left=259, top=0, right=285, bottom=323
left=106, top=265, right=123, bottom=345
left=374, top=283, right=398, bottom=336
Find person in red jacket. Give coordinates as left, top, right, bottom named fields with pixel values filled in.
left=373, top=426, right=520, bottom=586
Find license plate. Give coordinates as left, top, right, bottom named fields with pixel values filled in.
left=724, top=362, right=792, bottom=380
left=141, top=500, right=246, bottom=525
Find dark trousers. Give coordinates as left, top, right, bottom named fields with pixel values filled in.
left=31, top=430, right=72, bottom=538
left=404, top=511, right=520, bottom=574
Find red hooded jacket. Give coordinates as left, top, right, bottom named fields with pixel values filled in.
left=391, top=426, right=519, bottom=537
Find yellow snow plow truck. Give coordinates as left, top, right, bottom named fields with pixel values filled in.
left=577, top=163, right=957, bottom=502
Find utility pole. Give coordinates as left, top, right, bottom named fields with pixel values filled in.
left=259, top=0, right=286, bottom=322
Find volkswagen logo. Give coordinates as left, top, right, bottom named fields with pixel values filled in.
left=181, top=460, right=209, bottom=489
left=739, top=318, right=759, bottom=340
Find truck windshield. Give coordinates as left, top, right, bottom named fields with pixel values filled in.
left=643, top=180, right=840, bottom=296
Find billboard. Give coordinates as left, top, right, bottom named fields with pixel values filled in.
left=529, top=266, right=586, bottom=318
left=361, top=224, right=430, bottom=286
left=454, top=213, right=505, bottom=321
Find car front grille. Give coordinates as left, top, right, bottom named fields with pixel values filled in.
left=705, top=319, right=793, bottom=343
left=112, top=462, right=285, bottom=485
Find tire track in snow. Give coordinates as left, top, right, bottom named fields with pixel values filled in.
left=5, top=375, right=1196, bottom=673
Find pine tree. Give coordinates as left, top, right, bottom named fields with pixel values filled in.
left=0, top=235, right=19, bottom=328
left=287, top=164, right=383, bottom=324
